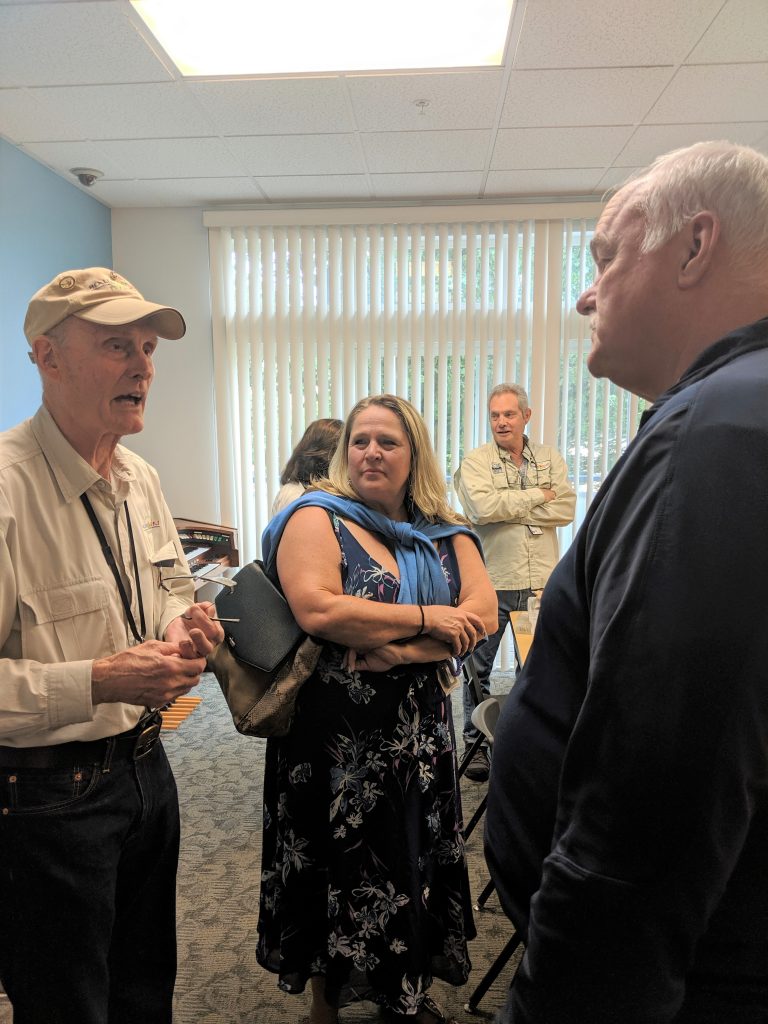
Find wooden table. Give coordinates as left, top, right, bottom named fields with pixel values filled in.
left=509, top=610, right=534, bottom=670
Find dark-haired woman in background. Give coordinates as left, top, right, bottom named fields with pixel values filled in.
left=271, top=418, right=344, bottom=515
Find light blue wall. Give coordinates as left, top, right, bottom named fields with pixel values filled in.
left=0, top=140, right=112, bottom=431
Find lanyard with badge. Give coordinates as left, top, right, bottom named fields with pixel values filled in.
left=496, top=441, right=544, bottom=536
left=496, top=441, right=533, bottom=489
left=80, top=493, right=146, bottom=644
left=81, top=493, right=167, bottom=751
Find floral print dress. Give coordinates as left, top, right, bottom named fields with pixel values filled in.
left=256, top=515, right=475, bottom=1012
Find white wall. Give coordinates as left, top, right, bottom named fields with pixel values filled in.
left=111, top=207, right=220, bottom=524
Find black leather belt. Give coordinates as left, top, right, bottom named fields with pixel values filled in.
left=0, top=712, right=163, bottom=769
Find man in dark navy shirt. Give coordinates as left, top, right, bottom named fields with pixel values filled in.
left=486, top=141, right=768, bottom=1023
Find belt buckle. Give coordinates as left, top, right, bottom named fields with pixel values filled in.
left=133, top=714, right=162, bottom=760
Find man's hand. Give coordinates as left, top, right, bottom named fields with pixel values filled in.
left=91, top=639, right=207, bottom=707
left=164, top=602, right=225, bottom=659
left=541, top=488, right=556, bottom=502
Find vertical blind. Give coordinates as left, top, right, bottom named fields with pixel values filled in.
left=206, top=208, right=645, bottom=570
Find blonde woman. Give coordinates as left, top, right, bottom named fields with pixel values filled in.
left=257, top=395, right=497, bottom=1024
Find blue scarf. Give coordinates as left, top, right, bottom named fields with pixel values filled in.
left=262, top=491, right=483, bottom=606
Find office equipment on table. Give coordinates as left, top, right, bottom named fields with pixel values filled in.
left=173, top=518, right=239, bottom=590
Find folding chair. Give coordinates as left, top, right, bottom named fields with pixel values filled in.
left=457, top=654, right=485, bottom=780
left=461, top=695, right=505, bottom=839
left=462, top=694, right=524, bottom=1013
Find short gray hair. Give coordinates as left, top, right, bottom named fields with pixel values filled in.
left=488, top=382, right=529, bottom=415
left=29, top=317, right=70, bottom=374
left=624, top=141, right=768, bottom=273
left=44, top=320, right=71, bottom=345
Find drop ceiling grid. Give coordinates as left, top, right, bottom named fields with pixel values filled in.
left=0, top=0, right=765, bottom=207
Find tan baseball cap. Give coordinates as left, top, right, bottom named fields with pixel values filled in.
left=24, top=267, right=186, bottom=343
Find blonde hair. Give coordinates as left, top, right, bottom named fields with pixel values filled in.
left=316, top=394, right=468, bottom=526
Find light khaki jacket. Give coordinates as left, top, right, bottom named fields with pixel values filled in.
left=454, top=439, right=576, bottom=590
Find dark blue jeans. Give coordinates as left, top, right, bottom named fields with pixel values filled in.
left=462, top=588, right=533, bottom=745
left=0, top=740, right=179, bottom=1024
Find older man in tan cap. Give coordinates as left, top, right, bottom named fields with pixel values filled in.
left=0, top=268, right=223, bottom=1023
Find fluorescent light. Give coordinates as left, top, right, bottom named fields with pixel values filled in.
left=131, top=0, right=513, bottom=77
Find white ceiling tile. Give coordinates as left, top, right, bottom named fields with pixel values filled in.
left=226, top=134, right=364, bottom=176
left=492, top=127, right=632, bottom=170
left=21, top=137, right=249, bottom=180
left=187, top=79, right=354, bottom=135
left=0, top=88, right=72, bottom=143
left=688, top=0, right=768, bottom=63
left=347, top=71, right=503, bottom=131
left=361, top=130, right=489, bottom=173
left=371, top=171, right=484, bottom=199
left=92, top=177, right=263, bottom=208
left=647, top=64, right=768, bottom=123
left=615, top=123, right=768, bottom=166
left=514, top=0, right=723, bottom=68
left=595, top=167, right=640, bottom=192
left=501, top=68, right=674, bottom=128
left=21, top=140, right=123, bottom=178
left=256, top=175, right=372, bottom=201
left=107, top=137, right=250, bottom=178
left=0, top=0, right=765, bottom=210
left=0, top=1, right=172, bottom=87
left=6, top=83, right=218, bottom=141
left=485, top=168, right=605, bottom=196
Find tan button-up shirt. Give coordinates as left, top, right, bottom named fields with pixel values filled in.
left=0, top=406, right=194, bottom=746
left=454, top=439, right=576, bottom=591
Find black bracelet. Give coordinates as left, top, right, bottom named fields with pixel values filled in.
left=415, top=604, right=425, bottom=637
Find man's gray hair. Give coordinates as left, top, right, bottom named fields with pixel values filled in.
left=44, top=320, right=70, bottom=345
left=28, top=317, right=70, bottom=372
left=488, top=382, right=529, bottom=414
left=625, top=141, right=768, bottom=272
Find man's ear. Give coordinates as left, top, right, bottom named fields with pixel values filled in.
left=679, top=211, right=719, bottom=289
left=523, top=407, right=532, bottom=425
left=30, top=335, right=59, bottom=377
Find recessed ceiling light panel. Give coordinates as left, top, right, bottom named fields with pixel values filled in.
left=131, top=0, right=514, bottom=77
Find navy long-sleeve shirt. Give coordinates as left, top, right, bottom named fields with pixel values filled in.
left=486, top=319, right=768, bottom=1023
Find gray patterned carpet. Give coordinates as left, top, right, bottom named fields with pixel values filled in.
left=0, top=672, right=521, bottom=1024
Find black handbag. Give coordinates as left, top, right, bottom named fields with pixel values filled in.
left=207, top=560, right=321, bottom=736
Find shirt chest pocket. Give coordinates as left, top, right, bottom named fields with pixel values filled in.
left=529, top=459, right=552, bottom=490
left=19, top=578, right=114, bottom=662
left=490, top=463, right=520, bottom=491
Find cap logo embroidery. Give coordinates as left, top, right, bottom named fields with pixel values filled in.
left=87, top=277, right=132, bottom=292
left=58, top=275, right=75, bottom=290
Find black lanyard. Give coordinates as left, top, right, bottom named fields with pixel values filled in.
left=497, top=439, right=539, bottom=490
left=80, top=493, right=146, bottom=644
